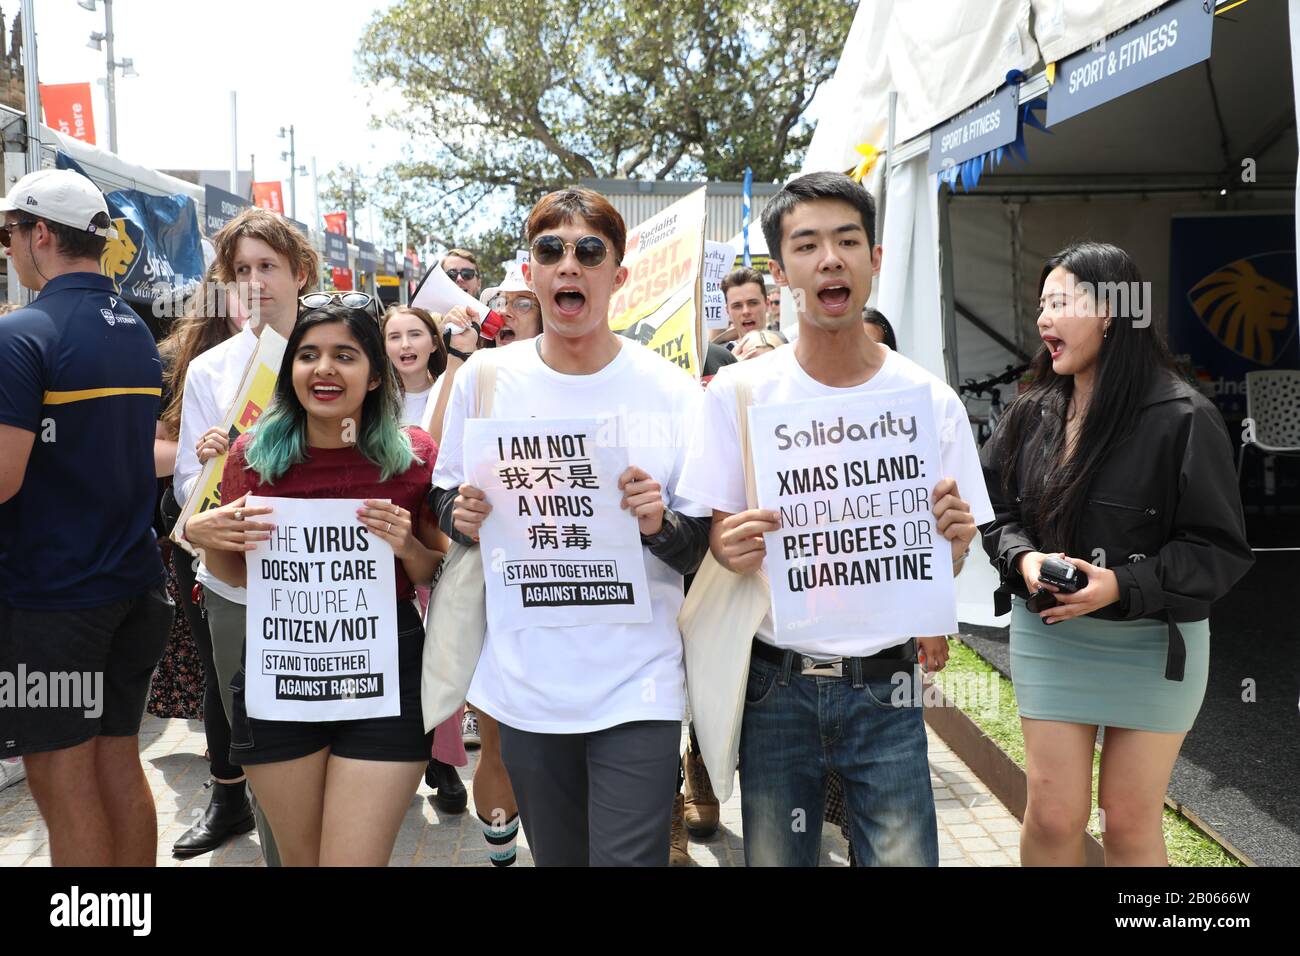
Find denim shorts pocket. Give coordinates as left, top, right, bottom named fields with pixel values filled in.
left=744, top=656, right=779, bottom=707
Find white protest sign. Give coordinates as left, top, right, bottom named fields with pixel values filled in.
left=412, top=262, right=495, bottom=317
left=244, top=496, right=400, bottom=721
left=702, top=240, right=735, bottom=331
left=748, top=384, right=955, bottom=643
left=465, top=417, right=652, bottom=632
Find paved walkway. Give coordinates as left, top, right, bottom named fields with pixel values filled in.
left=0, top=717, right=1020, bottom=867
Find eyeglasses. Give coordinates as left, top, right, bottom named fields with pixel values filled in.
left=529, top=235, right=608, bottom=268
left=487, top=294, right=537, bottom=315
left=299, top=291, right=374, bottom=311
left=0, top=219, right=35, bottom=248
left=445, top=268, right=478, bottom=281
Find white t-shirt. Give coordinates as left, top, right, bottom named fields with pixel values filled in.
left=677, top=343, right=994, bottom=658
left=399, top=379, right=438, bottom=429
left=174, top=326, right=259, bottom=605
left=432, top=336, right=708, bottom=734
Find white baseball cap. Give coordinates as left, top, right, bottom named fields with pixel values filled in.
left=0, top=169, right=116, bottom=237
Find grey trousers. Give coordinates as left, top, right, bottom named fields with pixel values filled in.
left=497, top=719, right=680, bottom=866
left=203, top=588, right=281, bottom=869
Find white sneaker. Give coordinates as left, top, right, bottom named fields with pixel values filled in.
left=0, top=756, right=26, bottom=792
left=462, top=710, right=481, bottom=749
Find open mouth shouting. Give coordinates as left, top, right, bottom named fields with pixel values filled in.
left=397, top=351, right=421, bottom=369
left=553, top=285, right=587, bottom=318
left=1041, top=334, right=1065, bottom=361
left=496, top=327, right=517, bottom=344
left=816, top=281, right=852, bottom=315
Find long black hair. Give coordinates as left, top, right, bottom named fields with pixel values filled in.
left=997, top=241, right=1173, bottom=551
left=245, top=302, right=416, bottom=482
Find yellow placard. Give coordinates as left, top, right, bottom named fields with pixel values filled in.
left=172, top=328, right=287, bottom=554
left=608, top=188, right=708, bottom=377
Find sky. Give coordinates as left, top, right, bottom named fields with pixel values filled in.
left=28, top=0, right=408, bottom=243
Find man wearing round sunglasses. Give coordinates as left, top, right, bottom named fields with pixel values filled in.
left=441, top=248, right=482, bottom=299
left=431, top=187, right=713, bottom=866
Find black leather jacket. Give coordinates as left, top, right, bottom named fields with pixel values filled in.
left=979, top=372, right=1254, bottom=680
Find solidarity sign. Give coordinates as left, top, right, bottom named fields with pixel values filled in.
left=748, top=384, right=957, bottom=643
left=465, top=417, right=652, bottom=632
left=244, top=497, right=400, bottom=721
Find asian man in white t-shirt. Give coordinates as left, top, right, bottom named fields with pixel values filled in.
left=430, top=187, right=712, bottom=866
left=677, top=172, right=994, bottom=866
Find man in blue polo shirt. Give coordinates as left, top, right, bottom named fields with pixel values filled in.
left=0, top=169, right=171, bottom=866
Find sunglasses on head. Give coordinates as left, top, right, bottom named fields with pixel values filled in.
left=529, top=234, right=609, bottom=268
left=0, top=219, right=36, bottom=248
left=299, top=291, right=375, bottom=312
left=445, top=268, right=478, bottom=281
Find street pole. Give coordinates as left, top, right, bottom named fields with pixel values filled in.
left=229, top=92, right=238, bottom=193
left=104, top=0, right=117, bottom=153
left=348, top=179, right=357, bottom=243
left=287, top=125, right=296, bottom=220
left=310, top=156, right=321, bottom=232
left=20, top=0, right=41, bottom=176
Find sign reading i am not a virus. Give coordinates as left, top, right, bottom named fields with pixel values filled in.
left=244, top=497, right=400, bottom=722
left=748, top=384, right=956, bottom=644
left=465, top=417, right=652, bottom=632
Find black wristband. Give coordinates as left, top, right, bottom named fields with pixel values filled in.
left=447, top=344, right=473, bottom=362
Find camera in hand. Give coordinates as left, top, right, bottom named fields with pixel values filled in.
left=1038, top=555, right=1082, bottom=593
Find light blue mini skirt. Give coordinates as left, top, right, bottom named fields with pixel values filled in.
left=1009, top=598, right=1210, bottom=734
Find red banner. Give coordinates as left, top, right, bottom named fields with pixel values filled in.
left=40, top=83, right=96, bottom=144
left=325, top=212, right=348, bottom=235
left=252, top=182, right=284, bottom=214
left=331, top=267, right=353, bottom=291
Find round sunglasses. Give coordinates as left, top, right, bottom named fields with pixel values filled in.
left=529, top=234, right=608, bottom=268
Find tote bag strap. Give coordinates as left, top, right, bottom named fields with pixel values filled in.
left=473, top=350, right=499, bottom=420
left=734, top=378, right=757, bottom=511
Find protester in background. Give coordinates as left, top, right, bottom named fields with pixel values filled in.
left=195, top=302, right=447, bottom=866
left=679, top=172, right=988, bottom=866
left=383, top=305, right=448, bottom=432
left=433, top=187, right=711, bottom=866
left=734, top=328, right=787, bottom=361
left=0, top=169, right=171, bottom=865
left=432, top=263, right=542, bottom=865
left=379, top=303, right=471, bottom=815
left=863, top=306, right=897, bottom=351
left=174, top=207, right=320, bottom=866
left=152, top=269, right=256, bottom=855
left=765, top=285, right=781, bottom=329
left=980, top=241, right=1253, bottom=866
left=443, top=248, right=482, bottom=300
left=722, top=267, right=768, bottom=351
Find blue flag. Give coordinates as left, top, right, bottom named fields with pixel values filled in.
left=742, top=167, right=753, bottom=268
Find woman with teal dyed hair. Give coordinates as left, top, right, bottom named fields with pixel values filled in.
left=198, top=298, right=450, bottom=866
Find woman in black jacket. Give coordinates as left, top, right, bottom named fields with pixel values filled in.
left=980, top=241, right=1253, bottom=866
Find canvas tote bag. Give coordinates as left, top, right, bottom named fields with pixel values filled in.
left=421, top=352, right=499, bottom=732
left=678, top=377, right=770, bottom=802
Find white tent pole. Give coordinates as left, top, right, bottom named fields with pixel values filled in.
left=878, top=90, right=898, bottom=240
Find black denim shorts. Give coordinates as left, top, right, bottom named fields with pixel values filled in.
left=0, top=586, right=173, bottom=757
left=229, top=600, right=432, bottom=765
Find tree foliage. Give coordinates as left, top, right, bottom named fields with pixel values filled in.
left=346, top=0, right=854, bottom=257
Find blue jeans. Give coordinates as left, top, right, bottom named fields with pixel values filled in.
left=738, top=651, right=938, bottom=867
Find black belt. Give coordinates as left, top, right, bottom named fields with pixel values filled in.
left=750, top=637, right=917, bottom=680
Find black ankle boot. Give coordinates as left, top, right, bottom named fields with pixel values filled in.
left=425, top=758, right=468, bottom=814
left=173, top=779, right=256, bottom=857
